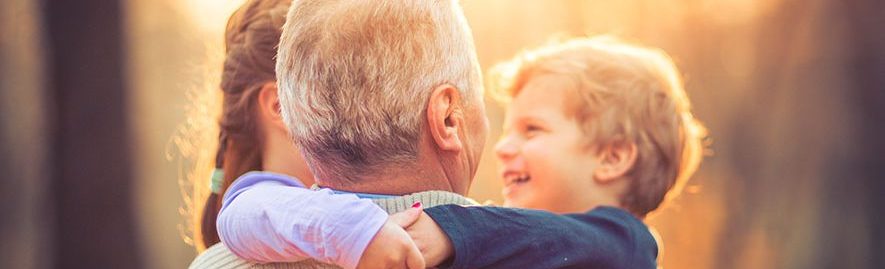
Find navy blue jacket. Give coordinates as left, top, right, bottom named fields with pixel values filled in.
left=424, top=205, right=658, bottom=269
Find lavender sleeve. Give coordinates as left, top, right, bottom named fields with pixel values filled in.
left=216, top=172, right=388, bottom=269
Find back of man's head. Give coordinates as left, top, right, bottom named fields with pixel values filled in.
left=276, top=0, right=482, bottom=185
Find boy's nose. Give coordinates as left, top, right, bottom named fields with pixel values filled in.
left=494, top=136, right=519, bottom=160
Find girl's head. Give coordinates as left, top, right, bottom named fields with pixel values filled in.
left=491, top=37, right=706, bottom=217
left=199, top=0, right=313, bottom=248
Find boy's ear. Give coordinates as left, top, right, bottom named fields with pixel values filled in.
left=427, top=84, right=464, bottom=152
left=257, top=81, right=286, bottom=130
left=593, top=141, right=638, bottom=184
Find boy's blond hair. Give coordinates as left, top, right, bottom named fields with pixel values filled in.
left=491, top=37, right=706, bottom=218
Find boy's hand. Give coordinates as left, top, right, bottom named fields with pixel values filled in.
left=356, top=208, right=425, bottom=269
left=401, top=211, right=454, bottom=267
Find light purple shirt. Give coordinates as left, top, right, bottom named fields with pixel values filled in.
left=216, top=172, right=388, bottom=269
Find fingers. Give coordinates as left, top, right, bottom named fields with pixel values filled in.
left=389, top=202, right=424, bottom=228
left=401, top=211, right=453, bottom=268
left=404, top=237, right=426, bottom=269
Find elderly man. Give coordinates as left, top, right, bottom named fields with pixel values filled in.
left=191, top=0, right=486, bottom=268
left=276, top=0, right=488, bottom=203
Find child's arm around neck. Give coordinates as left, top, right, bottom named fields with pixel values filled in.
left=422, top=205, right=659, bottom=269
left=216, top=172, right=388, bottom=269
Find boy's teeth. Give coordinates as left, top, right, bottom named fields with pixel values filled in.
left=504, top=172, right=531, bottom=185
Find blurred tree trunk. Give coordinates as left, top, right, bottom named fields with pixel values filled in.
left=44, top=0, right=143, bottom=267
left=842, top=0, right=885, bottom=268
left=1, top=0, right=51, bottom=268
left=715, top=0, right=884, bottom=268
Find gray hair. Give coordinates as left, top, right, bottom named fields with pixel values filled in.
left=276, top=0, right=482, bottom=183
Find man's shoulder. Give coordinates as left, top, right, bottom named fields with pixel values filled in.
left=189, top=243, right=341, bottom=269
left=189, top=243, right=252, bottom=269
left=370, top=190, right=478, bottom=214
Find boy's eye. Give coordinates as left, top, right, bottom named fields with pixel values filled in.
left=523, top=124, right=542, bottom=137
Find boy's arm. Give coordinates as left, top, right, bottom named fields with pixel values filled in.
left=216, top=172, right=389, bottom=269
left=418, top=205, right=658, bottom=269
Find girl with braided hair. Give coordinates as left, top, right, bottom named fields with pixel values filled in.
left=199, top=0, right=313, bottom=248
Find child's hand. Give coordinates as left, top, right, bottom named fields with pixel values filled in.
left=357, top=207, right=425, bottom=269
left=402, top=212, right=453, bottom=267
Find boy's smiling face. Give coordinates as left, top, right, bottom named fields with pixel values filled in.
left=495, top=74, right=604, bottom=214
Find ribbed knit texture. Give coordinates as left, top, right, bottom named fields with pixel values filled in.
left=189, top=190, right=477, bottom=269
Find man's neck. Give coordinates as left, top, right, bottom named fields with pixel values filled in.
left=315, top=147, right=469, bottom=195
left=317, top=168, right=460, bottom=196
left=323, top=188, right=399, bottom=199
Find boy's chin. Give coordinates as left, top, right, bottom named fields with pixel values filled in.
left=503, top=197, right=532, bottom=209
left=505, top=197, right=562, bottom=213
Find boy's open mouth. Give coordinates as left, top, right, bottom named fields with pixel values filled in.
left=503, top=172, right=531, bottom=187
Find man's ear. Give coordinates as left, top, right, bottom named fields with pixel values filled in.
left=257, top=81, right=286, bottom=131
left=426, top=84, right=464, bottom=152
left=593, top=141, right=638, bottom=184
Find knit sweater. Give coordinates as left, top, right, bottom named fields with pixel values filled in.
left=188, top=191, right=478, bottom=269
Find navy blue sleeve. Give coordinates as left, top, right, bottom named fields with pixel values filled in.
left=423, top=205, right=657, bottom=269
